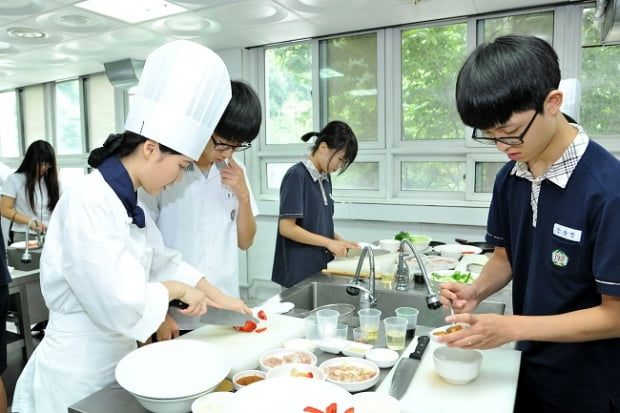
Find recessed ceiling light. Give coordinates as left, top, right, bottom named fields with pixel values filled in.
left=7, top=27, right=47, bottom=39
left=74, top=0, right=187, bottom=24
left=59, top=14, right=92, bottom=26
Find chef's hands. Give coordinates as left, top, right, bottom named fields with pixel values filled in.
left=326, top=239, right=359, bottom=257
left=212, top=295, right=253, bottom=316
left=163, top=280, right=209, bottom=316
left=438, top=281, right=481, bottom=314
left=156, top=314, right=180, bottom=341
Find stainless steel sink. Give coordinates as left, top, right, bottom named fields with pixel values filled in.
left=7, top=246, right=41, bottom=271
left=280, top=277, right=506, bottom=328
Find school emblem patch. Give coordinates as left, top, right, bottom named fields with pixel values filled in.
left=551, top=249, right=569, bottom=267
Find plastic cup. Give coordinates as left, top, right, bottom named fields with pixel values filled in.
left=352, top=327, right=366, bottom=343
left=334, top=323, right=348, bottom=340
left=304, top=315, right=319, bottom=340
left=395, top=307, right=419, bottom=340
left=316, top=309, right=340, bottom=339
left=384, top=316, right=408, bottom=350
left=358, top=308, right=381, bottom=345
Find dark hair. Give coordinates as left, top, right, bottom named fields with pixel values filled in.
left=456, top=35, right=561, bottom=130
left=88, top=131, right=180, bottom=168
left=214, top=80, right=262, bottom=144
left=15, top=140, right=60, bottom=213
left=301, top=120, right=358, bottom=174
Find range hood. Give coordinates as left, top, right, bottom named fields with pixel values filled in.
left=602, top=0, right=620, bottom=44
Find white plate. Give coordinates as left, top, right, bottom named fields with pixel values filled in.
left=9, top=241, right=40, bottom=249
left=225, top=376, right=354, bottom=413
left=430, top=323, right=470, bottom=343
left=319, top=357, right=380, bottom=392
left=115, top=339, right=231, bottom=399
left=433, top=244, right=482, bottom=258
left=352, top=391, right=400, bottom=413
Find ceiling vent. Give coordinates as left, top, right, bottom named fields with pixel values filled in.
left=104, top=58, right=144, bottom=90
left=602, top=0, right=620, bottom=44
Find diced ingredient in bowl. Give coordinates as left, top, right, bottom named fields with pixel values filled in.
left=430, top=270, right=474, bottom=284
left=262, top=351, right=315, bottom=368
left=323, top=363, right=377, bottom=383
left=291, top=367, right=314, bottom=378
left=235, top=375, right=265, bottom=386
left=433, top=324, right=464, bottom=336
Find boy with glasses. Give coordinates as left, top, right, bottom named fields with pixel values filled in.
left=140, top=80, right=261, bottom=337
left=438, top=35, right=620, bottom=413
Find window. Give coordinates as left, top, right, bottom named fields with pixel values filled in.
left=55, top=79, right=83, bottom=154
left=0, top=91, right=19, bottom=157
left=21, top=85, right=46, bottom=147
left=481, top=11, right=553, bottom=43
left=86, top=73, right=116, bottom=150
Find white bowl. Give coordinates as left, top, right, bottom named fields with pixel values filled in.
left=407, top=235, right=432, bottom=252
left=341, top=342, right=373, bottom=358
left=284, top=338, right=316, bottom=351
left=115, top=339, right=231, bottom=400
left=378, top=239, right=400, bottom=253
left=433, top=244, right=482, bottom=259
left=430, top=323, right=470, bottom=343
left=232, top=369, right=266, bottom=390
left=319, top=357, right=380, bottom=392
left=133, top=389, right=212, bottom=413
left=266, top=363, right=325, bottom=380
left=364, top=348, right=399, bottom=368
left=259, top=347, right=317, bottom=372
left=191, top=391, right=236, bottom=413
left=317, top=338, right=350, bottom=354
left=433, top=346, right=483, bottom=384
left=351, top=391, right=400, bottom=413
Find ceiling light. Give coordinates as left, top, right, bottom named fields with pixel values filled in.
left=75, top=0, right=188, bottom=24
left=59, top=15, right=92, bottom=26
left=7, top=27, right=47, bottom=39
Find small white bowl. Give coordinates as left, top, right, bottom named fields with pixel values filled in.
left=407, top=235, right=432, bottom=252
left=259, top=348, right=317, bottom=372
left=341, top=342, right=373, bottom=358
left=378, top=239, right=400, bottom=253
left=433, top=244, right=482, bottom=260
left=430, top=323, right=470, bottom=343
left=191, top=391, right=236, bottom=413
left=316, top=338, right=350, bottom=354
left=319, top=357, right=380, bottom=392
left=232, top=370, right=266, bottom=390
left=284, top=338, right=316, bottom=351
left=433, top=346, right=483, bottom=384
left=266, top=363, right=324, bottom=380
left=364, top=348, right=399, bottom=368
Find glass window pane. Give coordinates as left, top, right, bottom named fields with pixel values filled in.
left=87, top=73, right=116, bottom=150
left=580, top=8, right=620, bottom=136
left=322, top=33, right=377, bottom=142
left=265, top=44, right=312, bottom=144
left=0, top=91, right=19, bottom=157
left=56, top=79, right=83, bottom=155
left=21, top=85, right=46, bottom=146
left=474, top=162, right=505, bottom=193
left=401, top=161, right=465, bottom=191
left=401, top=24, right=467, bottom=140
left=332, top=162, right=379, bottom=190
left=266, top=162, right=295, bottom=189
left=482, top=12, right=554, bottom=44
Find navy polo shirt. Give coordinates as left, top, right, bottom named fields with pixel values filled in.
left=272, top=162, right=335, bottom=287
left=487, top=140, right=620, bottom=411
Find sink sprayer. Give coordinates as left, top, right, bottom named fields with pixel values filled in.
left=346, top=246, right=377, bottom=309
left=396, top=238, right=442, bottom=310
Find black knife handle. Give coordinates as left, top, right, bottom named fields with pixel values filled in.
left=169, top=299, right=189, bottom=309
left=409, top=335, right=430, bottom=360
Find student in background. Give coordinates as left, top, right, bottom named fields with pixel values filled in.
left=272, top=120, right=359, bottom=288
left=140, top=80, right=262, bottom=337
left=438, top=35, right=620, bottom=413
left=0, top=223, right=10, bottom=412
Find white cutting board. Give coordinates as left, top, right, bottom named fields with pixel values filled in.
left=328, top=252, right=398, bottom=273
left=180, top=314, right=306, bottom=378
left=376, top=338, right=521, bottom=413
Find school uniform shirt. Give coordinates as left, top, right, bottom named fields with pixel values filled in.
left=12, top=169, right=204, bottom=413
left=486, top=126, right=620, bottom=412
left=271, top=157, right=335, bottom=288
left=139, top=158, right=258, bottom=330
left=2, top=172, right=54, bottom=235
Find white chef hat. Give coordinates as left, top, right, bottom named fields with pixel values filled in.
left=124, top=40, right=231, bottom=161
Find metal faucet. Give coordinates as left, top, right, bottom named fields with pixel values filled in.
left=398, top=238, right=442, bottom=310
left=345, top=246, right=377, bottom=309
left=21, top=218, right=38, bottom=263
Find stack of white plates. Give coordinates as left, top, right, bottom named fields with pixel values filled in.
left=115, top=339, right=231, bottom=413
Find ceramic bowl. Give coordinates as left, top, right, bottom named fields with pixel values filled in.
left=351, top=391, right=400, bottom=413
left=259, top=348, right=317, bottom=372
left=430, top=323, right=470, bottom=343
left=407, top=235, right=432, bottom=252
left=364, top=348, right=399, bottom=368
left=432, top=244, right=482, bottom=260
left=191, top=391, right=236, bottom=413
left=133, top=389, right=212, bottom=413
left=319, top=357, right=380, bottom=392
left=232, top=369, right=266, bottom=390
left=341, top=342, right=373, bottom=358
left=266, top=363, right=324, bottom=380
left=433, top=346, right=483, bottom=384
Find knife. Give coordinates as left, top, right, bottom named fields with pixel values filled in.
left=389, top=335, right=430, bottom=399
left=169, top=300, right=259, bottom=326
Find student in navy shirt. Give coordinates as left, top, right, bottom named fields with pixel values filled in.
left=272, top=121, right=359, bottom=288
left=438, top=35, right=620, bottom=413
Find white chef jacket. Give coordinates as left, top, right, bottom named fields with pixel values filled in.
left=140, top=157, right=258, bottom=330
left=2, top=172, right=54, bottom=234
left=12, top=170, right=204, bottom=413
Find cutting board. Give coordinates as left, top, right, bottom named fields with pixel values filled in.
left=376, top=338, right=521, bottom=413
left=328, top=252, right=398, bottom=274
left=180, top=313, right=305, bottom=378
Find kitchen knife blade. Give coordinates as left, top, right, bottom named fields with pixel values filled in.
left=389, top=335, right=430, bottom=399
left=169, top=300, right=259, bottom=326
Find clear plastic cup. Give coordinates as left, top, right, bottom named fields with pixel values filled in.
left=304, top=315, right=319, bottom=340
left=395, top=307, right=420, bottom=339
left=316, top=309, right=340, bottom=339
left=352, top=327, right=366, bottom=343
left=334, top=323, right=348, bottom=340
left=384, top=316, right=408, bottom=350
left=358, top=308, right=381, bottom=345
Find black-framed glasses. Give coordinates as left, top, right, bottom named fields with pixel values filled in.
left=472, top=111, right=538, bottom=146
left=211, top=136, right=251, bottom=152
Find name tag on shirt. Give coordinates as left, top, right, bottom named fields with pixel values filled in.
left=553, top=223, right=582, bottom=242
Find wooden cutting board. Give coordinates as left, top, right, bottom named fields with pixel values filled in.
left=180, top=313, right=306, bottom=378
left=376, top=338, right=521, bottom=413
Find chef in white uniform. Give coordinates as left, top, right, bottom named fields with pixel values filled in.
left=11, top=40, right=250, bottom=413
left=140, top=80, right=261, bottom=334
